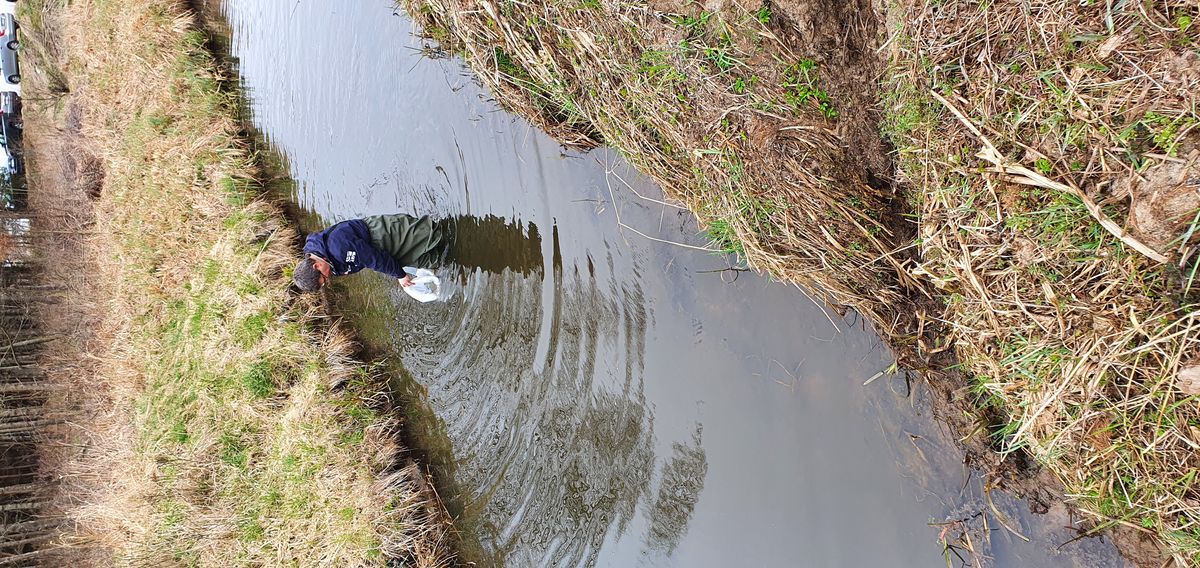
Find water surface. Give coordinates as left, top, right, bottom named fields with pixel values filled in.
left=221, top=2, right=1128, bottom=566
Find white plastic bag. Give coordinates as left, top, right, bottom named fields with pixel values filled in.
left=401, top=267, right=441, bottom=303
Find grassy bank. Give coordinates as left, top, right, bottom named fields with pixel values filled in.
left=885, top=1, right=1200, bottom=561
left=397, top=0, right=1200, bottom=563
left=21, top=0, right=452, bottom=565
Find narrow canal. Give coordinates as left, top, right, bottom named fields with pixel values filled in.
left=220, top=2, right=1128, bottom=566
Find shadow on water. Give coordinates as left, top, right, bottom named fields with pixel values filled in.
left=444, top=214, right=545, bottom=277
left=644, top=425, right=707, bottom=559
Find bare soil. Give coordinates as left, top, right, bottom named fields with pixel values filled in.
left=1123, top=147, right=1200, bottom=253
left=662, top=0, right=895, bottom=188
left=769, top=0, right=895, bottom=187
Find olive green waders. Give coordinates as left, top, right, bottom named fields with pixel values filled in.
left=362, top=214, right=448, bottom=268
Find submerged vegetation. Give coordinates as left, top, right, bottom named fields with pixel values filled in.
left=400, top=0, right=1200, bottom=564
left=16, top=0, right=453, bottom=564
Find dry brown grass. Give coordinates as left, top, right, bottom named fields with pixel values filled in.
left=17, top=0, right=456, bottom=565
left=884, top=0, right=1200, bottom=563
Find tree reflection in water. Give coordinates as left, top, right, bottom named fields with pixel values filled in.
left=377, top=218, right=693, bottom=566
left=644, top=425, right=708, bottom=557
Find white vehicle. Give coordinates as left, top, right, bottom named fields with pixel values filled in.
left=0, top=12, right=17, bottom=93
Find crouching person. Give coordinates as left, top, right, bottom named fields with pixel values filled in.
left=293, top=214, right=448, bottom=292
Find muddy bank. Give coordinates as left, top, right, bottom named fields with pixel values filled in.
left=398, top=0, right=1199, bottom=564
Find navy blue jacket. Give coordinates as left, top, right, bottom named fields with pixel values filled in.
left=303, top=220, right=404, bottom=279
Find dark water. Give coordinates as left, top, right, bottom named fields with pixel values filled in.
left=220, top=2, right=1128, bottom=567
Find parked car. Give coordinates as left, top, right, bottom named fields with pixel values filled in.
left=0, top=91, right=19, bottom=130
left=0, top=10, right=22, bottom=210
left=0, top=142, right=24, bottom=211
left=0, top=98, right=21, bottom=173
left=0, top=99, right=19, bottom=146
left=0, top=91, right=18, bottom=133
left=0, top=14, right=19, bottom=87
left=1, top=134, right=20, bottom=172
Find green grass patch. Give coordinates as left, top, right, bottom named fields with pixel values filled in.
left=240, top=360, right=276, bottom=398
left=705, top=218, right=743, bottom=256
left=781, top=59, right=837, bottom=119
left=235, top=312, right=271, bottom=347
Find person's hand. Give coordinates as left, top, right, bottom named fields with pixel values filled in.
left=399, top=275, right=414, bottom=287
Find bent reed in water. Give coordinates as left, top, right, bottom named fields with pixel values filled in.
left=18, top=0, right=453, bottom=564
left=399, top=0, right=1200, bottom=564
